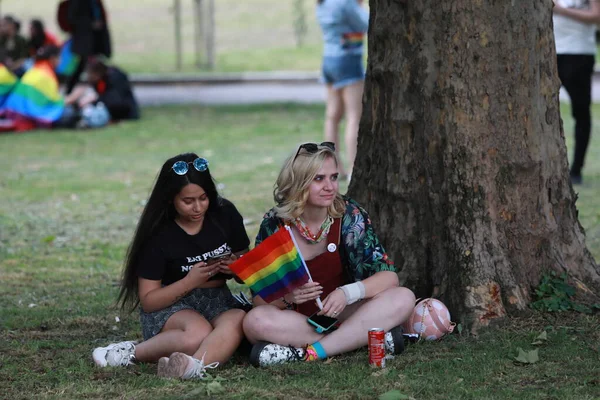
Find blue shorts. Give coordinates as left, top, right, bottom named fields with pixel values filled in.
left=321, top=55, right=365, bottom=89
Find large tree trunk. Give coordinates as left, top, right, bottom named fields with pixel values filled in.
left=349, top=0, right=600, bottom=332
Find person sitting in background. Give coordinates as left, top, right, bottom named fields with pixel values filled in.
left=28, top=19, right=59, bottom=57
left=67, top=59, right=139, bottom=123
left=2, top=45, right=78, bottom=130
left=0, top=16, right=29, bottom=77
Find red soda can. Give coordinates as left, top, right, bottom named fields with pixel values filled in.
left=368, top=328, right=386, bottom=367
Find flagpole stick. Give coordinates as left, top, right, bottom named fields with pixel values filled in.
left=285, top=226, right=324, bottom=310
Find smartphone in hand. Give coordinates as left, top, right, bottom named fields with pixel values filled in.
left=207, top=251, right=233, bottom=280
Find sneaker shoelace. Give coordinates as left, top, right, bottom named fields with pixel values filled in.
left=287, top=345, right=306, bottom=362
left=182, top=353, right=219, bottom=379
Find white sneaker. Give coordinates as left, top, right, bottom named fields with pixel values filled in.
left=92, top=341, right=137, bottom=367
left=249, top=342, right=306, bottom=367
left=157, top=352, right=219, bottom=380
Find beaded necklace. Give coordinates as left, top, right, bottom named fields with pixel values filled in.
left=293, top=215, right=334, bottom=244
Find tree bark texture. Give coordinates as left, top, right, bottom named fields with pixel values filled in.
left=349, top=0, right=600, bottom=331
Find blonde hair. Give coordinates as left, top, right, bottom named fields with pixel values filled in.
left=273, top=145, right=346, bottom=221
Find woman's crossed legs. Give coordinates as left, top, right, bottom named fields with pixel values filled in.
left=243, top=286, right=415, bottom=365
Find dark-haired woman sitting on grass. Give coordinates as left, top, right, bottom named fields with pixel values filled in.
left=92, top=153, right=250, bottom=380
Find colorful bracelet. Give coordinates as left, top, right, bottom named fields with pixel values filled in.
left=282, top=297, right=294, bottom=310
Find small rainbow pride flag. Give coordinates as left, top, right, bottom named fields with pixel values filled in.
left=56, top=39, right=80, bottom=78
left=3, top=61, right=65, bottom=126
left=230, top=226, right=310, bottom=303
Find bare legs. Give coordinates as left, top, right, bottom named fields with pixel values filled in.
left=243, top=287, right=415, bottom=356
left=341, top=81, right=364, bottom=179
left=324, top=84, right=346, bottom=175
left=243, top=305, right=324, bottom=347
left=134, top=308, right=245, bottom=365
left=324, top=81, right=364, bottom=179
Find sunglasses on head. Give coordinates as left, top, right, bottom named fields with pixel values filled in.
left=293, top=141, right=335, bottom=161
left=172, top=157, right=209, bottom=175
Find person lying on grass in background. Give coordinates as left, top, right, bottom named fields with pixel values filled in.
left=243, top=142, right=416, bottom=367
left=2, top=45, right=79, bottom=131
left=92, top=153, right=250, bottom=380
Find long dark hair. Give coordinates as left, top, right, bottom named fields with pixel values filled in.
left=117, top=152, right=220, bottom=310
left=29, top=19, right=46, bottom=51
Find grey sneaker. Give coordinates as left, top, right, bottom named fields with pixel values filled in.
left=157, top=352, right=219, bottom=380
left=249, top=341, right=306, bottom=367
left=384, top=326, right=406, bottom=355
left=92, top=341, right=137, bottom=367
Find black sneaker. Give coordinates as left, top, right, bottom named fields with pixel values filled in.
left=570, top=173, right=583, bottom=185
left=249, top=341, right=306, bottom=367
left=384, top=326, right=406, bottom=355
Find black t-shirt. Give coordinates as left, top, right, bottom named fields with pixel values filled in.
left=137, top=199, right=250, bottom=286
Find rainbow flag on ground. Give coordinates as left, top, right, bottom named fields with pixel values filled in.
left=2, top=61, right=65, bottom=126
left=0, top=64, right=17, bottom=107
left=229, top=226, right=310, bottom=303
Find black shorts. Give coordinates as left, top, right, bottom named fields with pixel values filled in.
left=139, top=287, right=243, bottom=340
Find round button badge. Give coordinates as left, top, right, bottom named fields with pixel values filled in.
left=327, top=243, right=337, bottom=253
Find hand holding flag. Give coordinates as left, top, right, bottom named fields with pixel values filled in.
left=229, top=226, right=322, bottom=308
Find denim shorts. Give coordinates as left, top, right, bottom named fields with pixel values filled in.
left=321, top=54, right=365, bottom=89
left=139, top=287, right=243, bottom=341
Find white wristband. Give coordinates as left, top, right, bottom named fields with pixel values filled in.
left=339, top=282, right=366, bottom=305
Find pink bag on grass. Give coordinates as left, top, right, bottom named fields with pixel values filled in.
left=402, top=298, right=456, bottom=341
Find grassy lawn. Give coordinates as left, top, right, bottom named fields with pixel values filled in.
left=1, top=103, right=599, bottom=399
left=4, top=0, right=326, bottom=73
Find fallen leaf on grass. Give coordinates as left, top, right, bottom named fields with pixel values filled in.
left=379, top=390, right=410, bottom=400
left=323, top=357, right=335, bottom=364
left=206, top=381, right=225, bottom=395
left=514, top=348, right=539, bottom=364
left=371, top=368, right=390, bottom=377
left=183, top=387, right=205, bottom=398
left=531, top=331, right=547, bottom=345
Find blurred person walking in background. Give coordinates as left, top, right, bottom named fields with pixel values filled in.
left=316, top=0, right=369, bottom=181
left=553, top=0, right=600, bottom=184
left=62, top=0, right=112, bottom=94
